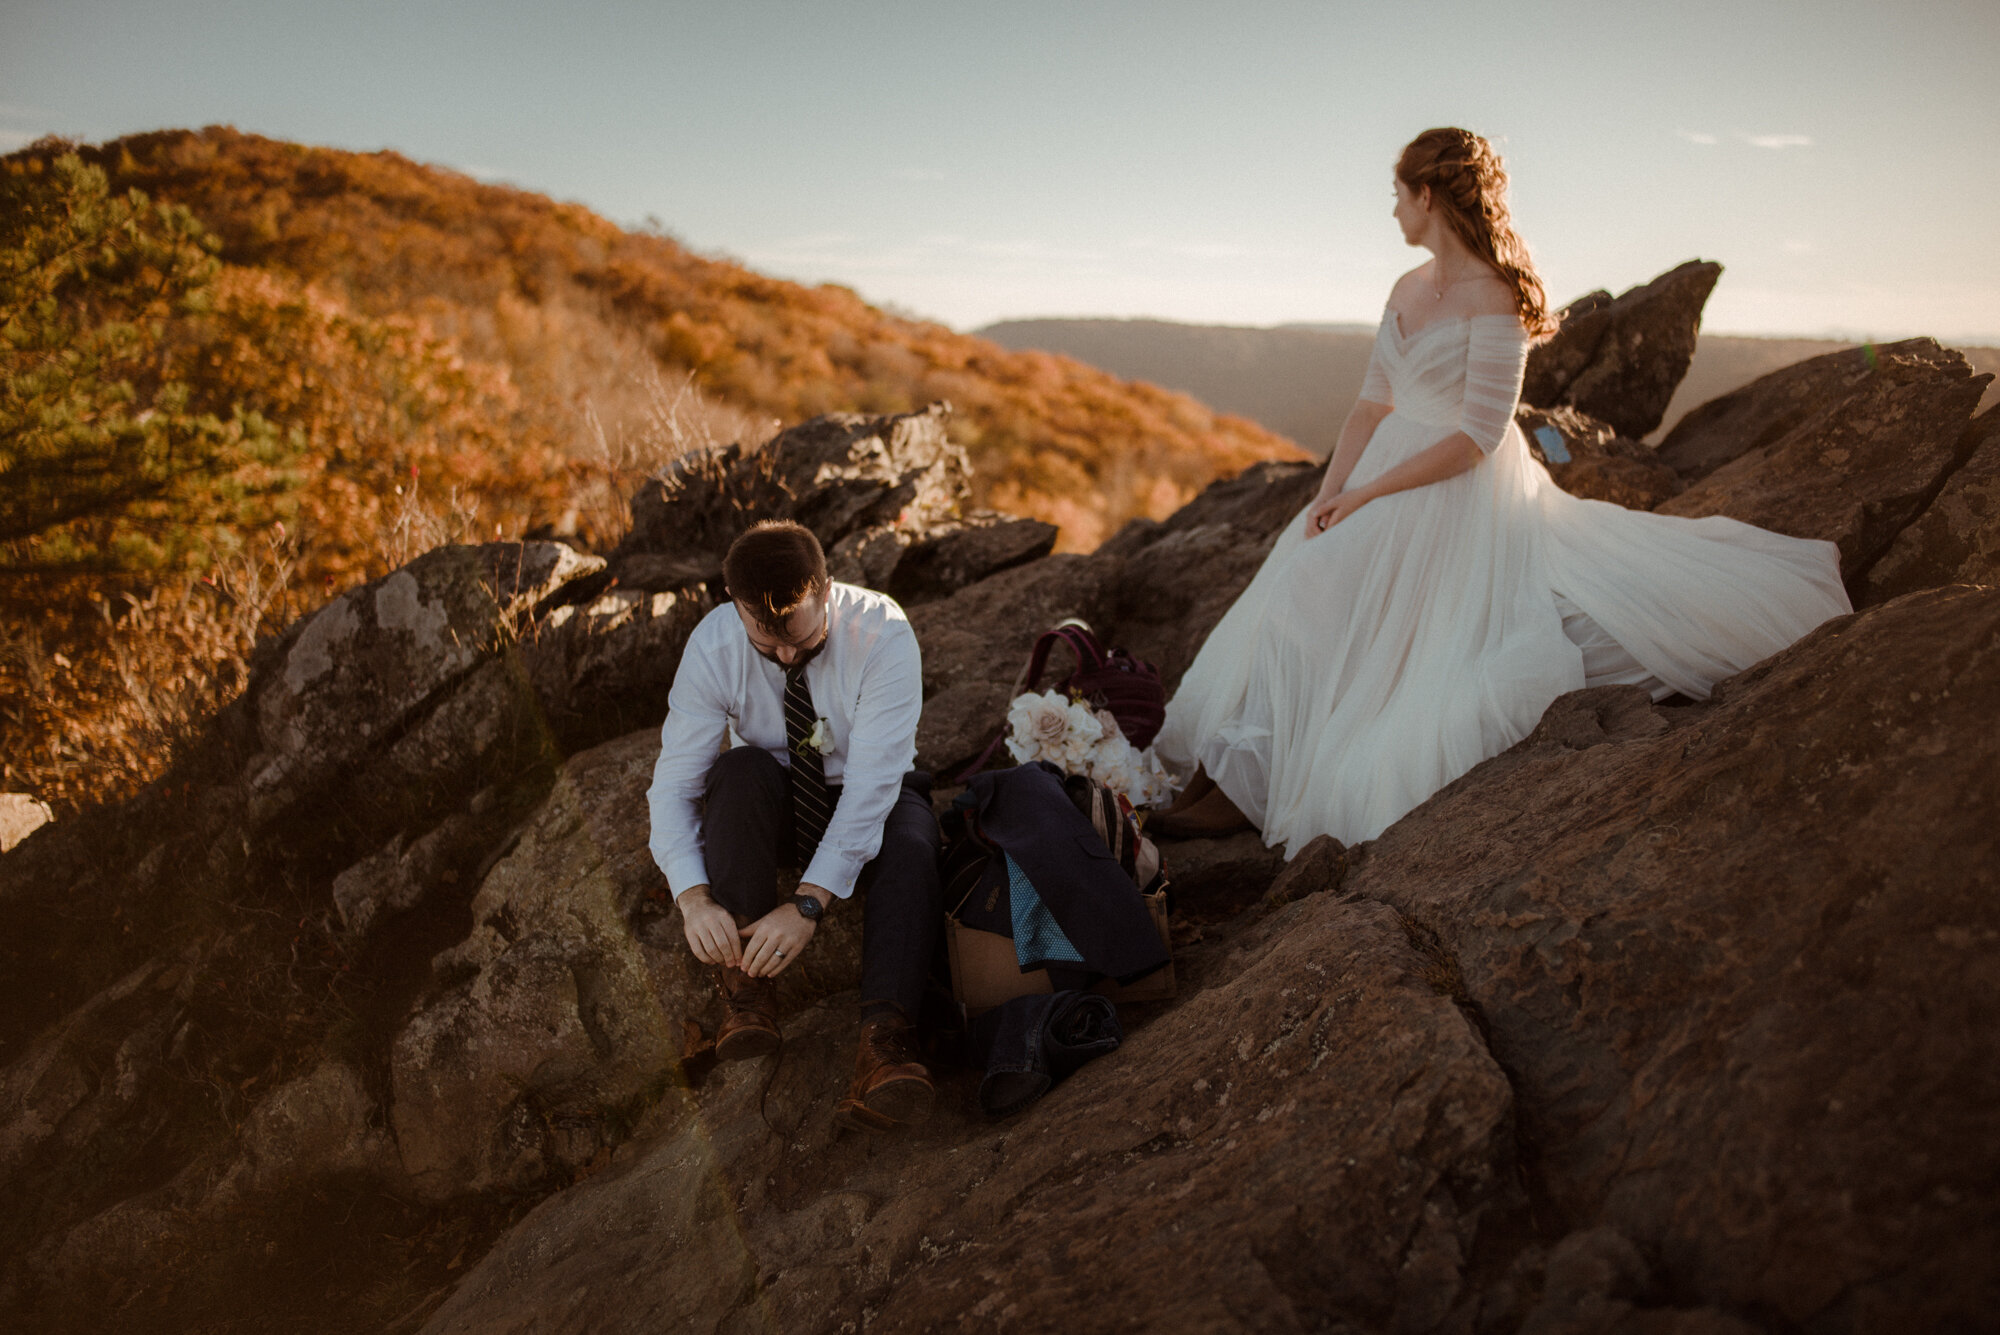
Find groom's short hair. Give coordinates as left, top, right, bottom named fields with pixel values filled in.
left=723, top=520, right=829, bottom=632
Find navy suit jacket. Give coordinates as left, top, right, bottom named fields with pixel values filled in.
left=954, top=762, right=1169, bottom=982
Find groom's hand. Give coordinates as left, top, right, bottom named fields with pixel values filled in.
left=739, top=886, right=827, bottom=978
left=679, top=885, right=742, bottom=967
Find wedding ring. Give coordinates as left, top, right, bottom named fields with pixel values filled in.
left=775, top=949, right=786, bottom=958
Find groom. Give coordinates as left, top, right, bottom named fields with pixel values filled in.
left=646, top=520, right=943, bottom=1131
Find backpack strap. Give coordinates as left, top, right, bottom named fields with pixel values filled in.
left=953, top=618, right=1103, bottom=784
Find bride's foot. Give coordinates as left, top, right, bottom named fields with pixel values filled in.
left=1148, top=785, right=1252, bottom=840
left=1164, top=766, right=1218, bottom=815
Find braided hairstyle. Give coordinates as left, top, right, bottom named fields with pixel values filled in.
left=1396, top=128, right=1559, bottom=339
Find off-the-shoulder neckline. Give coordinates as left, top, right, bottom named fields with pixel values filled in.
left=1385, top=308, right=1524, bottom=346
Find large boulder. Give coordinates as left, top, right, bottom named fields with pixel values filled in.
left=1522, top=261, right=1721, bottom=440
left=1657, top=337, right=1946, bottom=482
left=1345, top=584, right=2000, bottom=1329
left=612, top=403, right=970, bottom=587
left=423, top=895, right=1527, bottom=1335
left=908, top=553, right=1127, bottom=777
left=885, top=511, right=1060, bottom=604
left=1658, top=344, right=1991, bottom=583
left=1858, top=404, right=2000, bottom=605
left=1516, top=404, right=1683, bottom=509
left=240, top=541, right=602, bottom=832
left=522, top=585, right=713, bottom=755
left=388, top=727, right=867, bottom=1202
left=1098, top=459, right=1322, bottom=690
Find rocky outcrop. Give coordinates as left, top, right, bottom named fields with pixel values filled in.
left=425, top=895, right=1521, bottom=1335
left=1656, top=336, right=1947, bottom=482
left=1516, top=404, right=1683, bottom=509
left=1858, top=404, right=2000, bottom=604
left=1097, top=459, right=1322, bottom=688
left=8, top=310, right=2000, bottom=1332
left=908, top=554, right=1128, bottom=777
left=1348, top=585, right=2000, bottom=1328
left=1659, top=343, right=1991, bottom=583
left=885, top=511, right=1061, bottom=604
left=388, top=731, right=679, bottom=1201
left=1522, top=261, right=1721, bottom=439
left=611, top=402, right=969, bottom=589
left=239, top=540, right=601, bottom=835
left=522, top=585, right=711, bottom=755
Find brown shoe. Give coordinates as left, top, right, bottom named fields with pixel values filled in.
left=834, top=1010, right=934, bottom=1132
left=714, top=966, right=781, bottom=1061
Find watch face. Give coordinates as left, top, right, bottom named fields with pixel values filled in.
left=793, top=894, right=823, bottom=921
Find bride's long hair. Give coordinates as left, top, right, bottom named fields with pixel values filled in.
left=1397, top=128, right=1559, bottom=340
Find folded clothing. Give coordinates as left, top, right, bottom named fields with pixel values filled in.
left=971, top=989, right=1123, bottom=1118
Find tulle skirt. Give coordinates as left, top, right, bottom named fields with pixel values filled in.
left=1155, top=412, right=1850, bottom=854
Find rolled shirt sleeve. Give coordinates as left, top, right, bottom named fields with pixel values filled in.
left=802, top=616, right=922, bottom=898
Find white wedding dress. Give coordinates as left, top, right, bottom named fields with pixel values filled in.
left=1155, top=306, right=1852, bottom=854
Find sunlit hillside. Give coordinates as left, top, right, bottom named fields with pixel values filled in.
left=62, top=128, right=1301, bottom=555
left=0, top=128, right=1301, bottom=812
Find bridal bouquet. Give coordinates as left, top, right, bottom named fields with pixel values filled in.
left=1004, top=689, right=1176, bottom=807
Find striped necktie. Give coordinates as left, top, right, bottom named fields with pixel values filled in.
left=784, top=663, right=832, bottom=864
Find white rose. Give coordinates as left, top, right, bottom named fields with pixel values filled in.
left=806, top=718, right=831, bottom=754
left=1093, top=754, right=1140, bottom=804
left=1056, top=699, right=1104, bottom=768
left=1007, top=689, right=1073, bottom=765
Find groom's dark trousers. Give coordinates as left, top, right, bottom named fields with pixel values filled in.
left=702, top=745, right=942, bottom=1019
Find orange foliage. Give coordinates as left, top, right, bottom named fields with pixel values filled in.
left=83, top=128, right=1304, bottom=554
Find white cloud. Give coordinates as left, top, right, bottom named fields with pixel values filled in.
left=1677, top=129, right=1718, bottom=145
left=1742, top=133, right=1813, bottom=149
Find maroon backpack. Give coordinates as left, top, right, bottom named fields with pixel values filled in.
left=955, top=619, right=1165, bottom=782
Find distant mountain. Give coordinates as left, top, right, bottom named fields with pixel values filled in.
left=980, top=318, right=2000, bottom=458
left=979, top=318, right=1372, bottom=458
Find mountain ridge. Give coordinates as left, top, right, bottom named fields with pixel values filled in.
left=980, top=316, right=2000, bottom=457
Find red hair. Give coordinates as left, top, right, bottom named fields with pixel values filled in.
left=1397, top=128, right=1559, bottom=340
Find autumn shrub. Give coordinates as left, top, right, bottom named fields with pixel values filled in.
left=1, top=126, right=1304, bottom=810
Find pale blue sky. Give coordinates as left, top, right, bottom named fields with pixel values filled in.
left=5, top=0, right=1995, bottom=340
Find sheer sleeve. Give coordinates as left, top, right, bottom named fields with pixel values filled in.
left=1460, top=317, right=1529, bottom=455
left=1358, top=341, right=1393, bottom=408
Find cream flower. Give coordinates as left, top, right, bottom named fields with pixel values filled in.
left=1006, top=689, right=1074, bottom=765
left=806, top=718, right=832, bottom=754
left=1057, top=698, right=1106, bottom=769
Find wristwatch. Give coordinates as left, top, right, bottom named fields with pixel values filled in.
left=792, top=892, right=825, bottom=922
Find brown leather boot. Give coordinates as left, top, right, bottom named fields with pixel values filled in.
left=834, top=1009, right=934, bottom=1132
left=714, top=966, right=781, bottom=1061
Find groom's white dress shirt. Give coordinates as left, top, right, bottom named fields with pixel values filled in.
left=646, top=581, right=923, bottom=900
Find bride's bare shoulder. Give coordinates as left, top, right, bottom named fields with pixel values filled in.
left=1388, top=265, right=1431, bottom=307
left=1462, top=271, right=1517, bottom=317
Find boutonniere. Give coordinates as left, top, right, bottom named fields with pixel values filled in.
left=805, top=718, right=832, bottom=755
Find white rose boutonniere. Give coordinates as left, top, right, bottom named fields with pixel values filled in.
left=805, top=718, right=832, bottom=755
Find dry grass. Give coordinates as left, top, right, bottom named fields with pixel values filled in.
left=0, top=473, right=491, bottom=817
left=578, top=368, right=776, bottom=538
left=1, top=541, right=290, bottom=814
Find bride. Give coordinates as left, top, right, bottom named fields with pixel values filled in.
left=1150, top=127, right=1851, bottom=851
